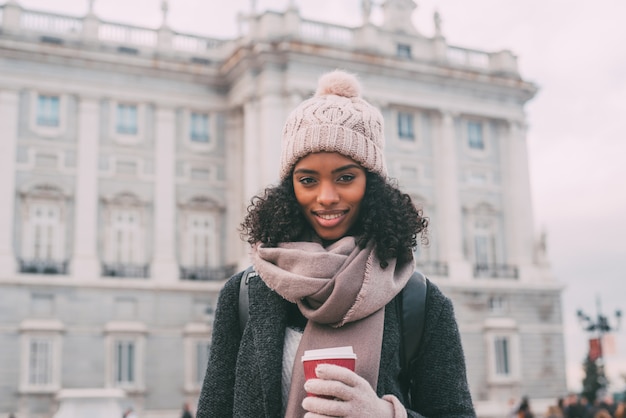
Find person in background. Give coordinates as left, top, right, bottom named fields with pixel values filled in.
left=517, top=396, right=534, bottom=418
left=181, top=402, right=193, bottom=418
left=196, top=70, right=474, bottom=417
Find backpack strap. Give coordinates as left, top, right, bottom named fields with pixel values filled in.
left=238, top=266, right=258, bottom=334
left=398, top=270, right=428, bottom=401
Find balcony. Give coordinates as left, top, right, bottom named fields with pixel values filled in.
left=415, top=261, right=449, bottom=277
left=473, top=264, right=518, bottom=279
left=102, top=263, right=149, bottom=278
left=19, top=258, right=68, bottom=275
left=180, top=265, right=237, bottom=281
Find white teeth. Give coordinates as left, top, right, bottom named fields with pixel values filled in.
left=317, top=213, right=342, bottom=220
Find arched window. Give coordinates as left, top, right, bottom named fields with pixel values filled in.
left=179, top=197, right=232, bottom=281
left=101, top=193, right=149, bottom=278
left=464, top=203, right=516, bottom=279
left=19, top=185, right=68, bottom=274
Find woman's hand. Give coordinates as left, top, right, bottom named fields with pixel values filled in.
left=301, top=363, right=397, bottom=418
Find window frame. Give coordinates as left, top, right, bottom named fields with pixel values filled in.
left=19, top=185, right=68, bottom=273
left=19, top=320, right=64, bottom=394
left=189, top=112, right=210, bottom=143
left=397, top=111, right=416, bottom=141
left=29, top=91, right=68, bottom=137
left=104, top=322, right=146, bottom=392
left=109, top=101, right=145, bottom=145
left=36, top=94, right=61, bottom=127
left=484, top=321, right=521, bottom=384
left=464, top=119, right=491, bottom=156
left=183, top=109, right=216, bottom=152
left=183, top=323, right=212, bottom=393
left=396, top=43, right=412, bottom=59
left=101, top=193, right=148, bottom=272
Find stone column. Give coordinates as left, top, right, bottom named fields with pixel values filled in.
left=150, top=106, right=178, bottom=282
left=258, top=96, right=283, bottom=187
left=503, top=120, right=535, bottom=279
left=433, top=111, right=471, bottom=280
left=242, top=98, right=260, bottom=202
left=71, top=97, right=101, bottom=279
left=0, top=90, right=19, bottom=276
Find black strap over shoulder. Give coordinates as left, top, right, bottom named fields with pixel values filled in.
left=397, top=270, right=428, bottom=403
left=238, top=266, right=258, bottom=334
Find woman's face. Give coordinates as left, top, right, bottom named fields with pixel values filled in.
left=292, top=152, right=367, bottom=242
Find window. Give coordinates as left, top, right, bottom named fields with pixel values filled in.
left=105, top=322, right=146, bottom=391
left=494, top=336, right=510, bottom=376
left=102, top=193, right=148, bottom=278
left=116, top=104, right=138, bottom=135
left=397, top=112, right=415, bottom=140
left=473, top=220, right=496, bottom=270
left=190, top=112, right=210, bottom=143
left=37, top=95, right=60, bottom=127
left=183, top=323, right=212, bottom=392
left=19, top=186, right=68, bottom=274
left=195, top=340, right=211, bottom=386
left=19, top=320, right=63, bottom=393
left=485, top=326, right=521, bottom=384
left=28, top=338, right=53, bottom=386
left=397, top=43, right=412, bottom=59
left=467, top=121, right=484, bottom=150
left=485, top=323, right=520, bottom=384
left=114, top=339, right=136, bottom=386
left=112, top=209, right=141, bottom=264
left=30, top=203, right=62, bottom=260
left=488, top=295, right=508, bottom=314
left=186, top=213, right=216, bottom=268
left=180, top=198, right=228, bottom=281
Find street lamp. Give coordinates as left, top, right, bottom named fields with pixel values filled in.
left=577, top=295, right=622, bottom=401
left=577, top=297, right=622, bottom=340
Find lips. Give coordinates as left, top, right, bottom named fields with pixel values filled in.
left=313, top=210, right=347, bottom=228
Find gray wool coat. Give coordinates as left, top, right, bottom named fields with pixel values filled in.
left=196, top=270, right=475, bottom=418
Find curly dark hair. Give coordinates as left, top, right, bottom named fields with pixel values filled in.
left=240, top=171, right=429, bottom=268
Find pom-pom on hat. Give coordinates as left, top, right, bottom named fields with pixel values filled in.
left=279, top=70, right=387, bottom=180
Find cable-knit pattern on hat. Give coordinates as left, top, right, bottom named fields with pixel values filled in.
left=280, top=70, right=386, bottom=179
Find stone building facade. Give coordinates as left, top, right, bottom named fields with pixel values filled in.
left=0, top=0, right=566, bottom=416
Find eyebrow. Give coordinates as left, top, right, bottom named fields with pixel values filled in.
left=293, top=164, right=363, bottom=175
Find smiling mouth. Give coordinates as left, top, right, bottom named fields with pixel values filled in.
left=315, top=212, right=345, bottom=220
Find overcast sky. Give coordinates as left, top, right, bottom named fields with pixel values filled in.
left=13, top=0, right=626, bottom=394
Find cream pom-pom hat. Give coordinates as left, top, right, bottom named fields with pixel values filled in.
left=279, top=70, right=387, bottom=180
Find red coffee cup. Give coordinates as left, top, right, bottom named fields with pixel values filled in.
left=301, top=346, right=357, bottom=397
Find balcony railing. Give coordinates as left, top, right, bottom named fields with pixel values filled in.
left=19, top=258, right=69, bottom=275
left=102, top=263, right=149, bottom=278
left=180, top=265, right=237, bottom=281
left=0, top=4, right=520, bottom=75
left=473, top=264, right=518, bottom=279
left=415, top=261, right=449, bottom=277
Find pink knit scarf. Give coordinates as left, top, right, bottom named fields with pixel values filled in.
left=251, top=236, right=413, bottom=417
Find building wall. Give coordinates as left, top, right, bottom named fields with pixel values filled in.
left=0, top=1, right=566, bottom=417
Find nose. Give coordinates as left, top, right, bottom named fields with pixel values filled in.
left=317, top=181, right=340, bottom=206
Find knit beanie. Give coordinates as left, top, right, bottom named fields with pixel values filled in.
left=279, top=70, right=387, bottom=180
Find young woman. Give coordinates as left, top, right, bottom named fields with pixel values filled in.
left=197, top=70, right=475, bottom=418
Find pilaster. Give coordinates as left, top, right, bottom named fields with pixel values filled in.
left=150, top=106, right=178, bottom=282
left=242, top=99, right=261, bottom=202
left=71, top=97, right=101, bottom=279
left=503, top=120, right=535, bottom=279
left=434, top=111, right=471, bottom=280
left=0, top=89, right=19, bottom=276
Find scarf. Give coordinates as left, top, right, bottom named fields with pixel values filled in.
left=252, top=236, right=414, bottom=417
